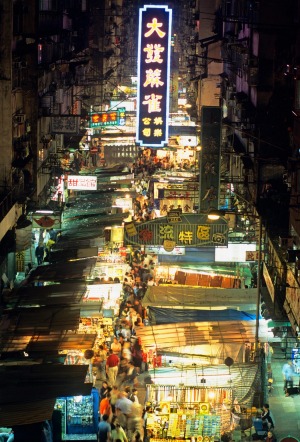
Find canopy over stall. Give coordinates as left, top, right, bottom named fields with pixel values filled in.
left=0, top=365, right=92, bottom=426
left=5, top=283, right=87, bottom=307
left=143, top=285, right=258, bottom=311
left=148, top=307, right=256, bottom=324
left=135, top=320, right=270, bottom=363
left=139, top=319, right=271, bottom=346
left=1, top=305, right=81, bottom=334
left=26, top=257, right=97, bottom=282
left=136, top=321, right=264, bottom=348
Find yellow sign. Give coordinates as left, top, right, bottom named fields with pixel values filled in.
left=163, top=240, right=176, bottom=252
left=199, top=403, right=209, bottom=415
left=124, top=222, right=138, bottom=237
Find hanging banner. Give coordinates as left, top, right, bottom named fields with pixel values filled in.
left=15, top=226, right=32, bottom=251
left=199, top=106, right=222, bottom=211
left=136, top=4, right=172, bottom=148
left=124, top=213, right=228, bottom=247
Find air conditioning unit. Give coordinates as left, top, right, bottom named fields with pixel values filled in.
left=14, top=114, right=26, bottom=124
left=279, top=236, right=294, bottom=248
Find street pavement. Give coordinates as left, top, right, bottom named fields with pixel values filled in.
left=267, top=343, right=300, bottom=442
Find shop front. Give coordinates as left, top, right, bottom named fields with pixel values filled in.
left=152, top=180, right=199, bottom=215
left=54, top=389, right=99, bottom=441
left=143, top=362, right=260, bottom=441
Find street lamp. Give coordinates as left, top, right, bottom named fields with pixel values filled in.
left=207, top=209, right=263, bottom=349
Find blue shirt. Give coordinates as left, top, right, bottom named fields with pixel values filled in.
left=282, top=362, right=294, bottom=380
left=98, top=421, right=111, bottom=442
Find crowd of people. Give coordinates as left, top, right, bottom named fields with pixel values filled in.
left=97, top=382, right=146, bottom=442
left=92, top=249, right=159, bottom=442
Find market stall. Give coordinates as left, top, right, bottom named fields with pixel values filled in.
left=154, top=267, right=245, bottom=288
left=144, top=378, right=258, bottom=441
left=54, top=388, right=99, bottom=440
left=152, top=180, right=199, bottom=215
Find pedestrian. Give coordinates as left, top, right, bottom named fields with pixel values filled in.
left=122, top=361, right=138, bottom=387
left=98, top=414, right=111, bottom=442
left=282, top=359, right=294, bottom=392
left=97, top=345, right=108, bottom=380
left=261, top=403, right=274, bottom=429
left=35, top=243, right=44, bottom=265
left=100, top=381, right=110, bottom=400
left=25, top=262, right=33, bottom=276
left=111, top=337, right=122, bottom=355
left=111, top=422, right=128, bottom=442
left=100, top=393, right=112, bottom=420
left=129, top=388, right=139, bottom=404
left=265, top=430, right=277, bottom=442
left=131, top=430, right=143, bottom=442
left=106, top=349, right=120, bottom=386
left=110, top=385, right=120, bottom=413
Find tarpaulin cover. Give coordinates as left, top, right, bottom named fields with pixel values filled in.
left=148, top=306, right=256, bottom=324
left=143, top=285, right=258, bottom=310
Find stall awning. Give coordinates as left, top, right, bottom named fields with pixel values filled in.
left=143, top=285, right=258, bottom=309
left=0, top=365, right=92, bottom=426
left=2, top=305, right=81, bottom=334
left=27, top=257, right=97, bottom=282
left=49, top=247, right=98, bottom=263
left=7, top=283, right=87, bottom=307
left=148, top=307, right=256, bottom=324
left=135, top=320, right=268, bottom=350
left=1, top=332, right=97, bottom=353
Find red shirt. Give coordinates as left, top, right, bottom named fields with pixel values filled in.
left=106, top=353, right=119, bottom=367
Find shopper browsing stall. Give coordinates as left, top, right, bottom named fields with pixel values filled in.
left=106, top=350, right=120, bottom=386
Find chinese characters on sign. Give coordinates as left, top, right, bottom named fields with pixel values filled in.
left=136, top=5, right=172, bottom=148
left=245, top=251, right=264, bottom=261
left=90, top=108, right=126, bottom=128
left=124, top=214, right=228, bottom=247
left=67, top=175, right=97, bottom=191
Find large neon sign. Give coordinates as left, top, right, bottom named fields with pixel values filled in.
left=136, top=5, right=172, bottom=148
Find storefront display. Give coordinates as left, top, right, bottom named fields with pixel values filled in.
left=83, top=283, right=122, bottom=315
left=153, top=181, right=199, bottom=216
left=145, top=386, right=233, bottom=440
left=154, top=266, right=240, bottom=288
left=54, top=391, right=99, bottom=440
left=93, top=264, right=126, bottom=280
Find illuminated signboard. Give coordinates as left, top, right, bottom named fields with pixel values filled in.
left=136, top=4, right=172, bottom=148
left=90, top=107, right=126, bottom=128
left=67, top=175, right=97, bottom=190
left=124, top=213, right=228, bottom=248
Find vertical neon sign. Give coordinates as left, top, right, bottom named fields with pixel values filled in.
left=136, top=5, right=172, bottom=148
